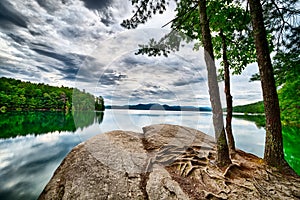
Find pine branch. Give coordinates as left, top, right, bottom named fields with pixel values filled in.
left=162, top=4, right=198, bottom=28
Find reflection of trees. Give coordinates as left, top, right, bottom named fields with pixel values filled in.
left=233, top=115, right=266, bottom=128
left=282, top=126, right=300, bottom=175
left=0, top=111, right=104, bottom=139
left=73, top=111, right=104, bottom=129
left=96, top=112, right=104, bottom=124
left=233, top=114, right=300, bottom=175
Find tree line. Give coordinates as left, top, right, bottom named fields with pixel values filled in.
left=0, top=77, right=105, bottom=112
left=233, top=82, right=300, bottom=128
left=122, top=0, right=299, bottom=174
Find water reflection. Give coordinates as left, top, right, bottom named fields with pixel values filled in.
left=231, top=117, right=265, bottom=157
left=0, top=110, right=298, bottom=200
left=233, top=114, right=300, bottom=175
left=0, top=111, right=104, bottom=200
left=103, top=109, right=214, bottom=136
left=232, top=114, right=265, bottom=128
left=283, top=126, right=300, bottom=175
left=0, top=111, right=104, bottom=139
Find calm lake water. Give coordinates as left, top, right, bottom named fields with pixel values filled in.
left=0, top=110, right=299, bottom=200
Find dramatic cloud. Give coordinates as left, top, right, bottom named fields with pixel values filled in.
left=71, top=28, right=211, bottom=106
left=0, top=0, right=129, bottom=83
left=81, top=0, right=111, bottom=10
left=0, top=0, right=262, bottom=106
left=0, top=2, right=28, bottom=28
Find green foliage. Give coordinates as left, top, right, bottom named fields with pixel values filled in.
left=273, top=50, right=300, bottom=86
left=0, top=77, right=105, bottom=111
left=206, top=1, right=256, bottom=75
left=135, top=31, right=184, bottom=57
left=282, top=126, right=300, bottom=175
left=250, top=0, right=300, bottom=84
left=278, top=79, right=300, bottom=126
left=233, top=114, right=300, bottom=175
left=123, top=0, right=256, bottom=76
left=95, top=96, right=105, bottom=111
left=233, top=78, right=300, bottom=127
left=72, top=88, right=94, bottom=111
left=0, top=106, right=7, bottom=112
left=73, top=111, right=104, bottom=129
left=262, top=0, right=300, bottom=52
left=247, top=0, right=300, bottom=127
left=121, top=0, right=170, bottom=29
left=233, top=101, right=265, bottom=114
left=250, top=46, right=300, bottom=84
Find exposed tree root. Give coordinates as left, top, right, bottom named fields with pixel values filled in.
left=155, top=144, right=300, bottom=199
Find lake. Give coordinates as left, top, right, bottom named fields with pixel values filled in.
left=0, top=110, right=299, bottom=200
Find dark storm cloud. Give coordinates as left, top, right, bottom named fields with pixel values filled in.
left=55, top=65, right=79, bottom=76
left=28, top=30, right=43, bottom=36
left=0, top=0, right=128, bottom=87
left=0, top=2, right=28, bottom=29
left=0, top=65, right=21, bottom=75
left=71, top=74, right=98, bottom=83
left=128, top=95, right=144, bottom=101
left=98, top=71, right=127, bottom=85
left=0, top=65, right=39, bottom=79
left=122, top=56, right=151, bottom=66
left=144, top=82, right=160, bottom=89
left=7, top=33, right=27, bottom=44
left=62, top=74, right=78, bottom=81
left=81, top=0, right=111, bottom=10
left=100, top=12, right=114, bottom=26
left=36, top=0, right=69, bottom=13
left=30, top=42, right=55, bottom=52
left=31, top=48, right=88, bottom=69
left=130, top=86, right=173, bottom=99
left=80, top=0, right=115, bottom=25
left=173, top=77, right=205, bottom=87
left=36, top=66, right=51, bottom=73
left=59, top=27, right=87, bottom=38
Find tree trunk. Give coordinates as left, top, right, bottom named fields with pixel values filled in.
left=248, top=0, right=289, bottom=169
left=220, top=29, right=235, bottom=153
left=198, top=0, right=231, bottom=167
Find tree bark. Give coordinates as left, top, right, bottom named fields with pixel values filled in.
left=198, top=0, right=231, bottom=167
left=248, top=0, right=289, bottom=169
left=220, top=29, right=235, bottom=153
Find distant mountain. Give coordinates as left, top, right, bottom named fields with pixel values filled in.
left=105, top=103, right=212, bottom=112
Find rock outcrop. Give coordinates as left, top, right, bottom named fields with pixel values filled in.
left=39, top=124, right=300, bottom=200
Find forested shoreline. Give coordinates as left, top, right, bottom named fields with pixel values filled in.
left=232, top=76, right=299, bottom=127
left=0, top=77, right=105, bottom=112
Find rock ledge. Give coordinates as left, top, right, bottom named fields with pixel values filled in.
left=39, top=124, right=300, bottom=200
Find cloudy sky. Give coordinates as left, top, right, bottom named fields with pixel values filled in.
left=0, top=0, right=262, bottom=106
